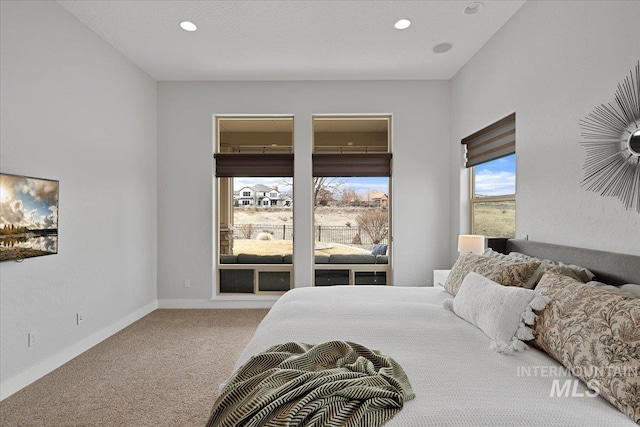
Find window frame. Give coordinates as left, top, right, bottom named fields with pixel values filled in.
left=463, top=113, right=516, bottom=239
left=311, top=114, right=393, bottom=286
left=214, top=115, right=294, bottom=297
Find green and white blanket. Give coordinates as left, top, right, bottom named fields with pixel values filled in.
left=206, top=341, right=415, bottom=427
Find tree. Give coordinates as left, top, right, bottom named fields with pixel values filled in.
left=313, top=177, right=343, bottom=208
left=279, top=177, right=345, bottom=209
left=356, top=210, right=388, bottom=244
left=237, top=224, right=254, bottom=239
left=315, top=188, right=333, bottom=206
left=340, top=187, right=359, bottom=207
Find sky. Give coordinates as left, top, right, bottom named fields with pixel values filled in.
left=474, top=154, right=516, bottom=196
left=0, top=175, right=59, bottom=230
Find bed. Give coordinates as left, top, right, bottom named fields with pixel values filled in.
left=218, top=239, right=640, bottom=426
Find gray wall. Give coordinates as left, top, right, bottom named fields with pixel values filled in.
left=157, top=80, right=450, bottom=304
left=450, top=0, right=640, bottom=260
left=0, top=1, right=157, bottom=398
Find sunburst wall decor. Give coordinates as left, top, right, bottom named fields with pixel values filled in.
left=579, top=60, right=640, bottom=213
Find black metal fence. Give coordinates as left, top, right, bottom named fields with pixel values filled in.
left=234, top=224, right=388, bottom=246
left=235, top=224, right=294, bottom=240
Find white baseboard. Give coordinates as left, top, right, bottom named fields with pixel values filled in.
left=0, top=300, right=158, bottom=401
left=158, top=298, right=277, bottom=309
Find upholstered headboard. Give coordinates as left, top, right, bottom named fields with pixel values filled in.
left=487, top=238, right=640, bottom=285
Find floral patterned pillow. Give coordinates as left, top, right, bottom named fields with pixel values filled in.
left=483, top=248, right=587, bottom=286
left=508, top=251, right=596, bottom=283
left=533, top=272, right=640, bottom=424
left=443, top=253, right=541, bottom=296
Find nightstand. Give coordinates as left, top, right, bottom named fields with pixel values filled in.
left=433, top=270, right=451, bottom=288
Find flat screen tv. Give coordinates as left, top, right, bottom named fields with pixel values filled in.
left=0, top=173, right=59, bottom=262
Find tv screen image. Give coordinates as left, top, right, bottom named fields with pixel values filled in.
left=0, top=173, right=59, bottom=262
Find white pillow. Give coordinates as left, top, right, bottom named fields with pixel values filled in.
left=443, top=272, right=549, bottom=354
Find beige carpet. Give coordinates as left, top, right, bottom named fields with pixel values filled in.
left=0, top=309, right=269, bottom=426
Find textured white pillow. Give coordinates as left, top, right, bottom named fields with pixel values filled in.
left=443, top=272, right=549, bottom=354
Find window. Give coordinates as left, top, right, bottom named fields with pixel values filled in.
left=215, top=117, right=294, bottom=295
left=470, top=154, right=515, bottom=237
left=463, top=113, right=516, bottom=238
left=312, top=116, right=391, bottom=286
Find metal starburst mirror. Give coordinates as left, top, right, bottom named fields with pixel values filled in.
left=579, top=60, right=640, bottom=213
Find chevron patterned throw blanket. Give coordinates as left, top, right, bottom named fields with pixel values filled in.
left=206, top=341, right=415, bottom=427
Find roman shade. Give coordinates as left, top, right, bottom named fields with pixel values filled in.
left=462, top=113, right=516, bottom=168
left=312, top=153, right=392, bottom=177
left=214, top=153, right=294, bottom=177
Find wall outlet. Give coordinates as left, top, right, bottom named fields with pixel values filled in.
left=28, top=332, right=37, bottom=347
left=77, top=312, right=84, bottom=325
left=183, top=279, right=191, bottom=288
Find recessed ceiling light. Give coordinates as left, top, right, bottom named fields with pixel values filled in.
left=394, top=19, right=411, bottom=30
left=433, top=42, right=454, bottom=54
left=464, top=2, right=484, bottom=15
left=179, top=21, right=197, bottom=32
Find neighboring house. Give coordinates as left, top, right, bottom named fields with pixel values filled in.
left=235, top=184, right=292, bottom=207
left=235, top=187, right=255, bottom=206
left=360, top=190, right=388, bottom=208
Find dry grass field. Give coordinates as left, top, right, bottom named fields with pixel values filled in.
left=234, top=206, right=367, bottom=227
left=232, top=206, right=385, bottom=254
left=473, top=201, right=515, bottom=238
left=232, top=239, right=367, bottom=256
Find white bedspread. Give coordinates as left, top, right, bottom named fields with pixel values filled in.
left=233, top=286, right=635, bottom=426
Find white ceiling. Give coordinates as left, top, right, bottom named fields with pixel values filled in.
left=56, top=0, right=526, bottom=81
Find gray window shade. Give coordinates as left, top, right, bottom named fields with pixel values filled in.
left=312, top=153, right=392, bottom=177
left=214, top=153, right=293, bottom=177
left=462, top=113, right=515, bottom=168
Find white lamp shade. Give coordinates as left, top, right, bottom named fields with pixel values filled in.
left=458, top=235, right=485, bottom=254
